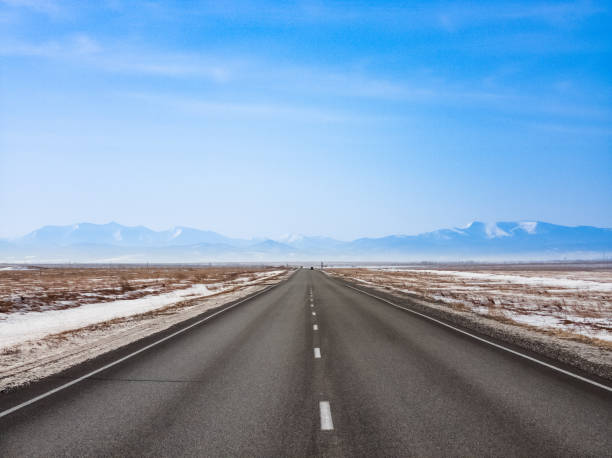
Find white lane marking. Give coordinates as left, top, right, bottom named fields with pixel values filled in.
left=319, top=401, right=334, bottom=430
left=345, top=284, right=612, bottom=394
left=312, top=311, right=316, bottom=316
left=310, top=303, right=314, bottom=308
left=0, top=277, right=293, bottom=419
left=313, top=324, right=318, bottom=331
left=314, top=347, right=321, bottom=358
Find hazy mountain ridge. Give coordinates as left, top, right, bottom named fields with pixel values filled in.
left=2, top=221, right=611, bottom=262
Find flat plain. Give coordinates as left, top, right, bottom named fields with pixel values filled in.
left=329, top=263, right=612, bottom=347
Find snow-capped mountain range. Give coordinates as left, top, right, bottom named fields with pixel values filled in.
left=1, top=221, right=611, bottom=262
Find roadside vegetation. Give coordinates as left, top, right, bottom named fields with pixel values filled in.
left=0, top=266, right=275, bottom=314
left=329, top=266, right=612, bottom=348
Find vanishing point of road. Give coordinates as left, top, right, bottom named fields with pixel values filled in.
left=1, top=269, right=611, bottom=456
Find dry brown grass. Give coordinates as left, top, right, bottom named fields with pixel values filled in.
left=0, top=266, right=280, bottom=314
left=330, top=267, right=612, bottom=346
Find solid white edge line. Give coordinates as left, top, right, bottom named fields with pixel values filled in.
left=313, top=324, right=318, bottom=331
left=0, top=273, right=294, bottom=419
left=319, top=401, right=334, bottom=430
left=314, top=347, right=321, bottom=358
left=344, top=283, right=612, bottom=393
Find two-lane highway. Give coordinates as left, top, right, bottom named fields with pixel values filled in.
left=1, top=269, right=611, bottom=456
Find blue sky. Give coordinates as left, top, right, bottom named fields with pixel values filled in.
left=1, top=0, right=611, bottom=240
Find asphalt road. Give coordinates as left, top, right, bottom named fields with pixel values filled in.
left=1, top=269, right=611, bottom=456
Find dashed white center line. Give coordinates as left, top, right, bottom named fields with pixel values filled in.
left=312, top=311, right=316, bottom=316
left=310, top=303, right=314, bottom=308
left=314, top=347, right=321, bottom=358
left=313, top=324, right=318, bottom=331
left=319, top=401, right=334, bottom=430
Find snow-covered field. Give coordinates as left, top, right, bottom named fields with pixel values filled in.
left=329, top=267, right=612, bottom=345
left=0, top=270, right=284, bottom=348
left=0, top=266, right=289, bottom=390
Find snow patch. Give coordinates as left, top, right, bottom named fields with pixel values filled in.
left=276, top=233, right=304, bottom=243
left=0, top=270, right=285, bottom=349
left=518, top=221, right=538, bottom=234
left=404, top=270, right=612, bottom=292
left=458, top=221, right=475, bottom=229
left=485, top=223, right=510, bottom=238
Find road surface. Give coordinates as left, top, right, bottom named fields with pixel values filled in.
left=1, top=269, right=611, bottom=456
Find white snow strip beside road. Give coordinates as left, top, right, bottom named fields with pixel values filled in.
left=0, top=272, right=283, bottom=348
left=384, top=269, right=612, bottom=292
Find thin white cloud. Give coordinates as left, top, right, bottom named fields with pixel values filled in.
left=529, top=122, right=612, bottom=136
left=0, top=33, right=102, bottom=57
left=148, top=1, right=607, bottom=30
left=0, top=0, right=62, bottom=16
left=433, top=1, right=605, bottom=31
left=2, top=34, right=609, bottom=124
left=0, top=40, right=61, bottom=57
left=0, top=35, right=234, bottom=82
left=121, top=92, right=367, bottom=124
left=104, top=59, right=231, bottom=81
